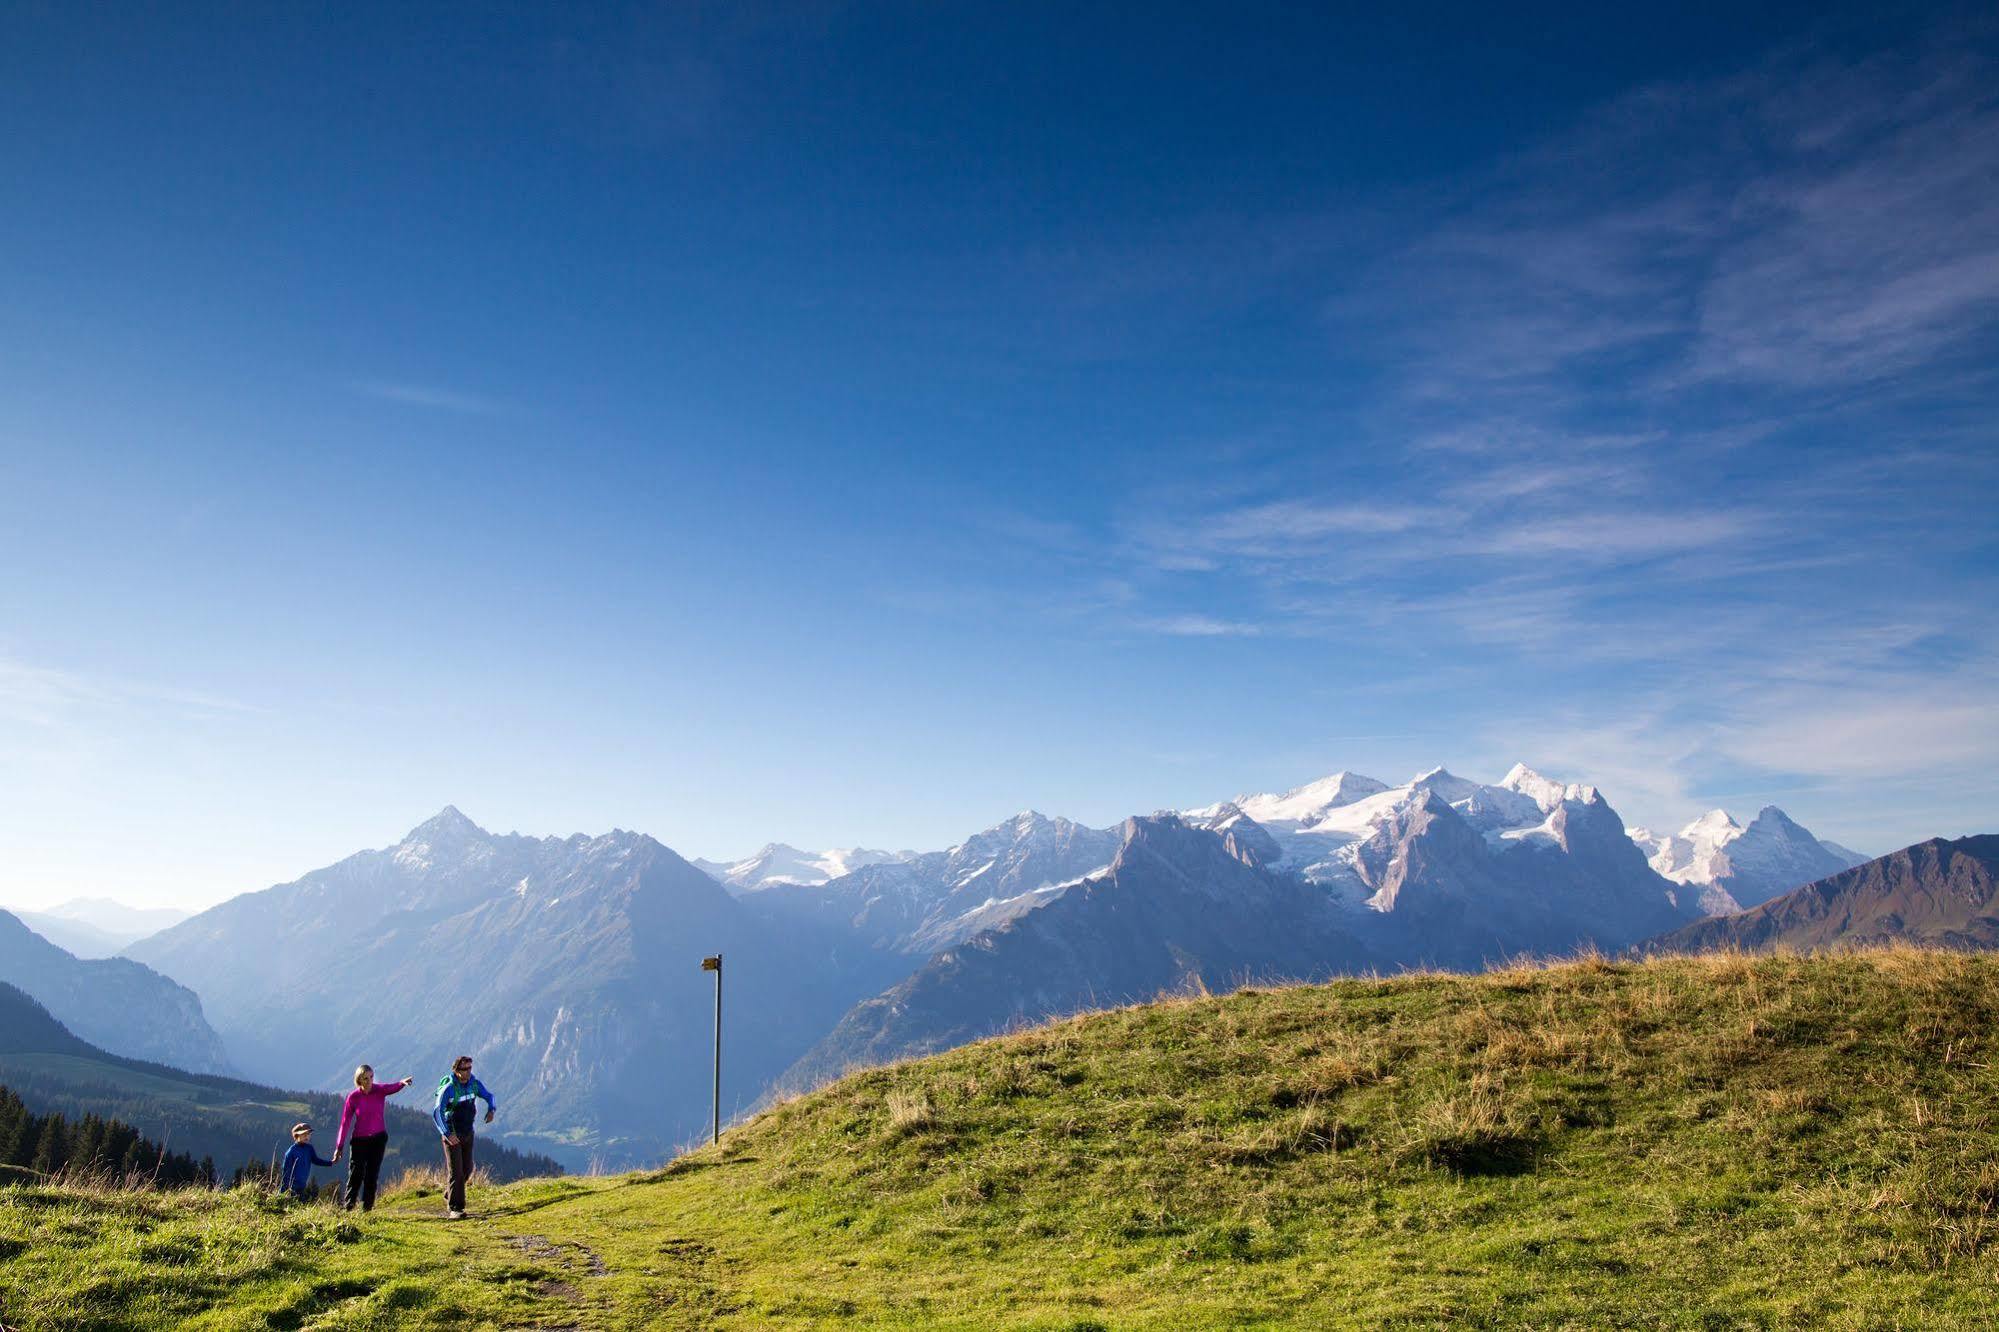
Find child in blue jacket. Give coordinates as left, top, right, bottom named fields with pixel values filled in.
left=280, top=1121, right=335, bottom=1197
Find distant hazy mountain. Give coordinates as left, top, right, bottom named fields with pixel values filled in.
left=1646, top=836, right=1999, bottom=955
left=7, top=898, right=191, bottom=958
left=10, top=911, right=128, bottom=959
left=692, top=844, right=918, bottom=891
left=0, top=910, right=232, bottom=1073
left=42, top=896, right=190, bottom=937
left=128, top=808, right=906, bottom=1167
left=743, top=812, right=1123, bottom=956
left=1629, top=807, right=1867, bottom=910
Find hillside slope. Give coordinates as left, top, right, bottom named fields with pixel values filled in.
left=6, top=950, right=1999, bottom=1329
left=0, top=910, right=233, bottom=1074
left=1648, top=835, right=1999, bottom=955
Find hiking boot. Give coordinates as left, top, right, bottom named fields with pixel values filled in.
left=446, top=1208, right=466, bottom=1220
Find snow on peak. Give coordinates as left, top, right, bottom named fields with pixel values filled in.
left=699, top=843, right=912, bottom=891
left=1632, top=804, right=1861, bottom=906
left=1497, top=764, right=1599, bottom=812
left=1227, top=771, right=1390, bottom=827
left=1499, top=764, right=1564, bottom=808
left=1183, top=763, right=1615, bottom=890
left=392, top=805, right=492, bottom=871
left=1408, top=767, right=1482, bottom=803
left=410, top=805, right=481, bottom=839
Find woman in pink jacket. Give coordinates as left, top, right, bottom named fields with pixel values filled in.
left=331, top=1063, right=410, bottom=1212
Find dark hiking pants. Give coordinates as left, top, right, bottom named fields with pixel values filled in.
left=343, top=1132, right=389, bottom=1211
left=443, top=1133, right=475, bottom=1213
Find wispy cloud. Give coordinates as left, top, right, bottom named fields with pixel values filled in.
left=350, top=380, right=503, bottom=415
left=1028, top=22, right=1999, bottom=844
left=1135, top=614, right=1265, bottom=638
left=0, top=656, right=263, bottom=729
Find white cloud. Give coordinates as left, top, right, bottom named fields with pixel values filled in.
left=1137, top=615, right=1264, bottom=638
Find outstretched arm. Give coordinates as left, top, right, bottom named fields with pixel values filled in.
left=312, top=1149, right=335, bottom=1168
left=381, top=1078, right=411, bottom=1097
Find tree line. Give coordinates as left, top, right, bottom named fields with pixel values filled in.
left=0, top=1085, right=216, bottom=1187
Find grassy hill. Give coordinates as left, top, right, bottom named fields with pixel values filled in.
left=6, top=948, right=1999, bottom=1329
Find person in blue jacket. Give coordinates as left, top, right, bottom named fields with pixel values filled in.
left=280, top=1121, right=334, bottom=1198
left=433, top=1055, right=498, bottom=1219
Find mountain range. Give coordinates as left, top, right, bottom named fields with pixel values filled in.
left=691, top=844, right=918, bottom=891
left=74, top=764, right=1892, bottom=1167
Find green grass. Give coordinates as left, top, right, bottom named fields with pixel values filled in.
left=6, top=948, right=1999, bottom=1329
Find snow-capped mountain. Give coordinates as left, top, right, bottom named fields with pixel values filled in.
left=1188, top=765, right=1651, bottom=899
left=1191, top=763, right=1708, bottom=958
left=693, top=843, right=917, bottom=892
left=1629, top=807, right=1867, bottom=910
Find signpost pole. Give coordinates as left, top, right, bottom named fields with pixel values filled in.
left=701, top=953, right=722, bottom=1145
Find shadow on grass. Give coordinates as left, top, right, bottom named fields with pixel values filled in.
left=1421, top=1132, right=1542, bottom=1177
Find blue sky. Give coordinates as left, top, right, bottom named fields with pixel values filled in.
left=3, top=3, right=1995, bottom=909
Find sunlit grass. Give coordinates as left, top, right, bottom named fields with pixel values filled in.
left=4, top=947, right=1998, bottom=1328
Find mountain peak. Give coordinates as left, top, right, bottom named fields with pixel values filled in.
left=1688, top=809, right=1742, bottom=835
left=1407, top=767, right=1481, bottom=803
left=394, top=806, right=490, bottom=868
left=413, top=805, right=480, bottom=835
left=1224, top=771, right=1389, bottom=829
left=964, top=810, right=1059, bottom=843
left=1499, top=763, right=1571, bottom=809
